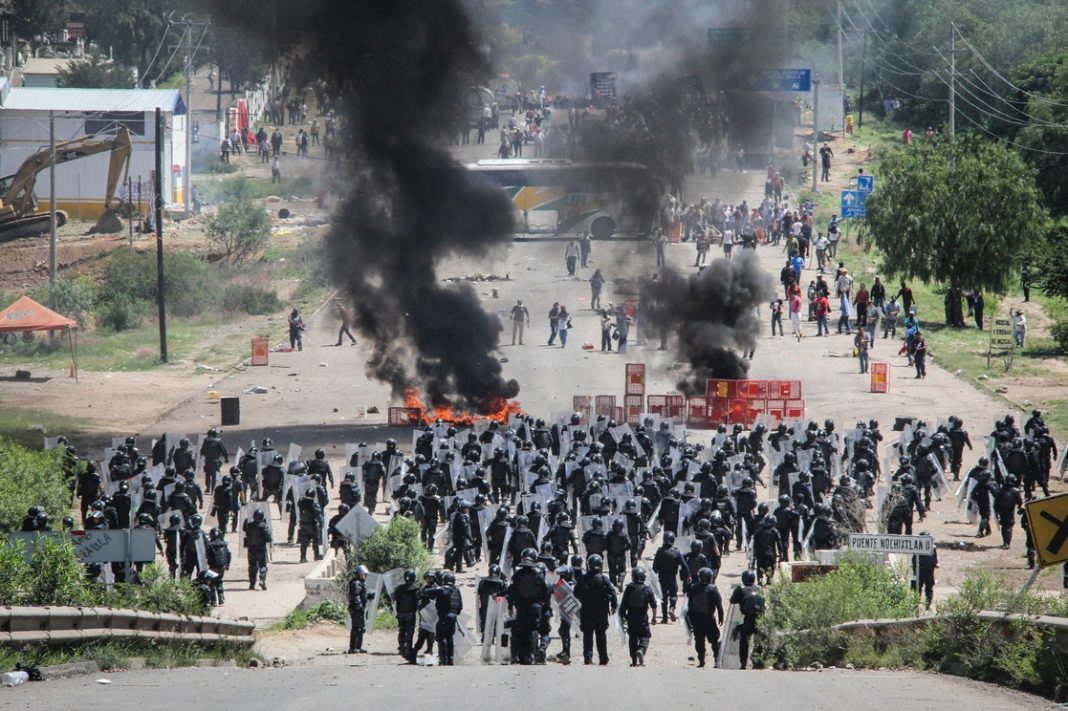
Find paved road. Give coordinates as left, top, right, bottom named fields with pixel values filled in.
left=13, top=665, right=1054, bottom=710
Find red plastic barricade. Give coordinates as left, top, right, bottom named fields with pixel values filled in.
left=624, top=394, right=643, bottom=425
left=707, top=397, right=729, bottom=425
left=769, top=380, right=802, bottom=399
left=870, top=362, right=889, bottom=393
left=613, top=406, right=625, bottom=423
left=785, top=399, right=805, bottom=419
left=625, top=363, right=646, bottom=396
left=686, top=396, right=709, bottom=429
left=646, top=395, right=668, bottom=416
left=706, top=379, right=730, bottom=400
left=572, top=395, right=592, bottom=422
left=594, top=395, right=617, bottom=418
left=665, top=394, right=685, bottom=419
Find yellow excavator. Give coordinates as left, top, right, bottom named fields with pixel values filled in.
left=0, top=126, right=133, bottom=242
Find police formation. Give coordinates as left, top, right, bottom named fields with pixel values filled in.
left=33, top=408, right=1063, bottom=665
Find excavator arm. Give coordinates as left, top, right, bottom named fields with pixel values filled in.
left=0, top=127, right=132, bottom=233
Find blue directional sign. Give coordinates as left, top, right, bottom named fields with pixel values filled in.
left=841, top=190, right=866, bottom=218
left=857, top=175, right=874, bottom=193
left=756, top=69, right=812, bottom=92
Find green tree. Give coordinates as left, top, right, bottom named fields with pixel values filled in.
left=0, top=439, right=72, bottom=533
left=56, top=54, right=135, bottom=89
left=1038, top=219, right=1068, bottom=301
left=82, top=0, right=183, bottom=83
left=205, top=189, right=272, bottom=265
left=864, top=137, right=1047, bottom=325
left=351, top=517, right=430, bottom=574
left=10, top=0, right=69, bottom=40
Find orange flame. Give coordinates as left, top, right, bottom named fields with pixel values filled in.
left=403, top=388, right=523, bottom=426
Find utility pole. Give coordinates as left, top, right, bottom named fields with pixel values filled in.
left=948, top=25, right=956, bottom=138
left=168, top=15, right=210, bottom=216
left=49, top=110, right=57, bottom=298
left=812, top=76, right=820, bottom=193
left=183, top=24, right=192, bottom=215
left=155, top=108, right=168, bottom=363
left=858, top=33, right=867, bottom=128
left=837, top=1, right=844, bottom=88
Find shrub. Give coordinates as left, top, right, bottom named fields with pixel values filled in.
left=222, top=283, right=282, bottom=315
left=352, top=516, right=430, bottom=575
left=96, top=291, right=148, bottom=332
left=1050, top=319, right=1068, bottom=354
left=0, top=439, right=72, bottom=533
left=30, top=277, right=97, bottom=329
left=107, top=563, right=206, bottom=616
left=0, top=538, right=30, bottom=605
left=273, top=600, right=348, bottom=630
left=27, top=535, right=98, bottom=607
left=206, top=196, right=272, bottom=265
left=103, top=249, right=218, bottom=318
left=757, top=555, right=919, bottom=669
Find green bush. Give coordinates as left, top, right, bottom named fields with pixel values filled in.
left=206, top=196, right=272, bottom=265
left=96, top=291, right=148, bottom=332
left=30, top=277, right=97, bottom=329
left=107, top=563, right=206, bottom=616
left=352, top=516, right=430, bottom=575
left=273, top=600, right=348, bottom=630
left=103, top=249, right=218, bottom=318
left=1050, top=319, right=1068, bottom=354
left=222, top=283, right=282, bottom=315
left=0, top=538, right=30, bottom=605
left=0, top=439, right=72, bottom=533
left=27, top=535, right=97, bottom=607
left=758, top=555, right=919, bottom=669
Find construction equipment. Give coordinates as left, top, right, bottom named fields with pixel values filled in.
left=0, top=127, right=132, bottom=242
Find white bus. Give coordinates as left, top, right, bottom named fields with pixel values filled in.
left=466, top=159, right=659, bottom=238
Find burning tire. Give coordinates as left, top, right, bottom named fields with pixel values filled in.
left=591, top=216, right=616, bottom=240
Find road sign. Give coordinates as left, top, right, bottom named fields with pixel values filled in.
left=841, top=190, right=866, bottom=218
left=848, top=533, right=933, bottom=555
left=755, top=69, right=812, bottom=92
left=857, top=175, right=874, bottom=193
left=5, top=530, right=158, bottom=564
left=1024, top=493, right=1068, bottom=567
left=989, top=317, right=1014, bottom=353
left=707, top=27, right=787, bottom=47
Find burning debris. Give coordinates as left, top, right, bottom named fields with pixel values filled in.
left=212, top=0, right=519, bottom=414
left=402, top=388, right=523, bottom=426
left=640, top=253, right=774, bottom=394
left=443, top=273, right=512, bottom=283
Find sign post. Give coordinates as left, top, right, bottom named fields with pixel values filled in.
left=987, top=316, right=1015, bottom=370
left=849, top=533, right=933, bottom=592
left=1024, top=493, right=1068, bottom=569
left=840, top=190, right=866, bottom=218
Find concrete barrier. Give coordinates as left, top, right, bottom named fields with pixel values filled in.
left=0, top=606, right=255, bottom=646
left=833, top=611, right=1068, bottom=653
left=303, top=549, right=345, bottom=609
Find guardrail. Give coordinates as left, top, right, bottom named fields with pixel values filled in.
left=0, top=606, right=255, bottom=646
left=833, top=611, right=1068, bottom=652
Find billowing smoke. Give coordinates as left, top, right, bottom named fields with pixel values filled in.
left=211, top=0, right=519, bottom=411
left=640, top=254, right=775, bottom=394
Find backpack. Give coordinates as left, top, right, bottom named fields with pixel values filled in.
left=740, top=586, right=765, bottom=617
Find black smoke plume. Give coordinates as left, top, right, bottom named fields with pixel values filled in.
left=640, top=254, right=774, bottom=394
left=209, top=0, right=519, bottom=411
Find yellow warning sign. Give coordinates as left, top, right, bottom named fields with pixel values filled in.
left=1024, top=492, right=1068, bottom=568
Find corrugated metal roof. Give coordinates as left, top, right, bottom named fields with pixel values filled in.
left=1, top=88, right=185, bottom=115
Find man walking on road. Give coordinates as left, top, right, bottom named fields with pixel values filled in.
left=547, top=302, right=560, bottom=345
left=510, top=299, right=530, bottom=346
left=565, top=240, right=580, bottom=276
left=819, top=143, right=833, bottom=182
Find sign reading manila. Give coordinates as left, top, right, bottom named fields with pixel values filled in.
left=1024, top=492, right=1068, bottom=567
left=848, top=533, right=934, bottom=555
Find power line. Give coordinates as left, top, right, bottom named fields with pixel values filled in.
left=954, top=107, right=1068, bottom=156
left=955, top=31, right=1068, bottom=110
left=138, top=23, right=173, bottom=88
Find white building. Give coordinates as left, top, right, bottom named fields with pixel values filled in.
left=0, top=81, right=187, bottom=221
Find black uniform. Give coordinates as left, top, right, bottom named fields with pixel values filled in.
left=348, top=576, right=369, bottom=653
left=297, top=495, right=323, bottom=562
left=575, top=569, right=618, bottom=664
left=199, top=436, right=229, bottom=491
left=687, top=582, right=724, bottom=666
left=911, top=546, right=938, bottom=608
left=362, top=459, right=385, bottom=513
left=729, top=584, right=765, bottom=670
left=652, top=544, right=689, bottom=622
left=205, top=537, right=231, bottom=604
left=431, top=582, right=464, bottom=665
left=393, top=581, right=420, bottom=660
left=477, top=574, right=507, bottom=641
left=242, top=516, right=271, bottom=589
left=506, top=563, right=551, bottom=665
left=620, top=581, right=656, bottom=664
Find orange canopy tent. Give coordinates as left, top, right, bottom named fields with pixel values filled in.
left=0, top=296, right=79, bottom=381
